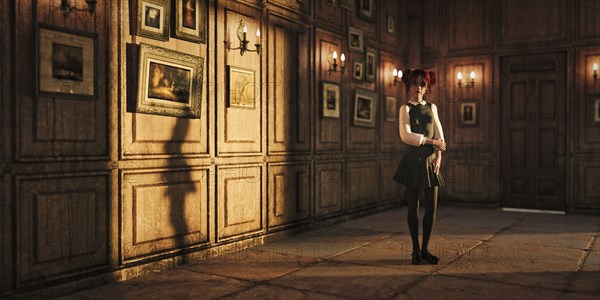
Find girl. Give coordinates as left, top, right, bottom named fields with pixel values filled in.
left=393, top=69, right=446, bottom=265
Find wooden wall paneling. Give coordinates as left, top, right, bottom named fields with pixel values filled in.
left=265, top=0, right=311, bottom=16
left=446, top=0, right=492, bottom=52
left=217, top=3, right=262, bottom=155
left=315, top=161, right=343, bottom=218
left=17, top=0, right=108, bottom=161
left=380, top=157, right=402, bottom=204
left=267, top=162, right=310, bottom=229
left=422, top=0, right=440, bottom=54
left=217, top=164, right=262, bottom=240
left=379, top=52, right=401, bottom=152
left=499, top=0, right=568, bottom=47
left=576, top=159, right=600, bottom=209
left=379, top=0, right=400, bottom=48
left=121, top=0, right=208, bottom=158
left=575, top=48, right=600, bottom=152
left=121, top=167, right=209, bottom=261
left=315, top=29, right=343, bottom=153
left=16, top=173, right=109, bottom=287
left=443, top=157, right=493, bottom=203
left=576, top=0, right=600, bottom=42
left=315, top=0, right=343, bottom=31
left=267, top=13, right=311, bottom=155
left=346, top=159, right=378, bottom=211
left=445, top=56, right=493, bottom=152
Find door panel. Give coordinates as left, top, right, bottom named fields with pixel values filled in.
left=501, top=53, right=566, bottom=211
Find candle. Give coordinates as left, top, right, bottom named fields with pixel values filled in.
left=340, top=53, right=345, bottom=68
left=243, top=25, right=247, bottom=41
left=470, top=71, right=476, bottom=79
left=398, top=70, right=403, bottom=79
left=333, top=51, right=337, bottom=65
left=457, top=72, right=463, bottom=80
left=393, top=69, right=398, bottom=77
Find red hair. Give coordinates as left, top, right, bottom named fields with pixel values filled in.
left=402, top=69, right=436, bottom=89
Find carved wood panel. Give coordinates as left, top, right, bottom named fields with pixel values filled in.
left=268, top=162, right=310, bottom=229
left=576, top=48, right=600, bottom=152
left=267, top=14, right=311, bottom=155
left=122, top=168, right=209, bottom=260
left=16, top=174, right=109, bottom=286
left=444, top=159, right=492, bottom=202
left=217, top=165, right=262, bottom=239
left=380, top=158, right=402, bottom=204
left=576, top=159, right=600, bottom=209
left=380, top=53, right=402, bottom=152
left=315, top=0, right=343, bottom=29
left=500, top=0, right=567, bottom=47
left=218, top=6, right=262, bottom=155
left=346, top=160, right=378, bottom=210
left=577, top=0, right=600, bottom=41
left=315, top=29, right=343, bottom=153
left=315, top=161, right=343, bottom=217
left=446, top=0, right=492, bottom=52
left=17, top=0, right=108, bottom=160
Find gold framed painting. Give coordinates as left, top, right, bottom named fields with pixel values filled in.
left=458, top=100, right=478, bottom=127
left=136, top=43, right=203, bottom=118
left=173, top=0, right=207, bottom=43
left=227, top=66, right=256, bottom=109
left=36, top=23, right=97, bottom=99
left=385, top=96, right=397, bottom=122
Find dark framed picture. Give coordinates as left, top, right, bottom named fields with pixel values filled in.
left=365, top=47, right=377, bottom=82
left=590, top=94, right=600, bottom=126
left=36, top=23, right=97, bottom=99
left=385, top=96, right=397, bottom=122
left=173, top=0, right=207, bottom=43
left=322, top=81, right=340, bottom=118
left=358, top=0, right=374, bottom=21
left=353, top=58, right=364, bottom=82
left=458, top=100, right=478, bottom=127
left=227, top=66, right=256, bottom=109
left=348, top=27, right=364, bottom=53
left=354, top=88, right=377, bottom=127
left=386, top=14, right=395, bottom=34
left=340, top=0, right=354, bottom=11
left=137, top=43, right=203, bottom=118
left=136, top=0, right=170, bottom=41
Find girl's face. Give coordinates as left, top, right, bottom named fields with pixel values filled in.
left=407, top=75, right=427, bottom=101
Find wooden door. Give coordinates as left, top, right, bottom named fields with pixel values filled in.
left=500, top=52, right=566, bottom=211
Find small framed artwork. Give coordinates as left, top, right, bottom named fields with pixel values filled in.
left=348, top=27, right=364, bottom=53
left=590, top=94, right=600, bottom=126
left=36, top=23, right=97, bottom=98
left=227, top=66, right=256, bottom=109
left=353, top=58, right=364, bottom=82
left=340, top=0, right=354, bottom=11
left=458, top=100, right=478, bottom=127
left=365, top=47, right=378, bottom=82
left=137, top=0, right=170, bottom=41
left=137, top=43, right=203, bottom=118
left=354, top=88, right=377, bottom=127
left=358, top=0, right=374, bottom=21
left=385, top=96, right=397, bottom=122
left=322, top=81, right=340, bottom=118
left=173, top=0, right=207, bottom=43
left=386, top=14, right=395, bottom=34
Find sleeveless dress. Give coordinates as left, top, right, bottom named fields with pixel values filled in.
left=393, top=102, right=445, bottom=188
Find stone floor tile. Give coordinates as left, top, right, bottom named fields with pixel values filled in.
left=511, top=214, right=600, bottom=234
left=438, top=241, right=584, bottom=291
left=568, top=267, right=600, bottom=296
left=52, top=284, right=149, bottom=300
left=178, top=249, right=318, bottom=281
left=396, top=274, right=565, bottom=300
left=221, top=283, right=345, bottom=300
left=270, top=260, right=425, bottom=299
left=490, top=229, right=594, bottom=250
left=331, top=234, right=480, bottom=274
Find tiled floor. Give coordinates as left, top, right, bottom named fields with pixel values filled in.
left=55, top=206, right=600, bottom=299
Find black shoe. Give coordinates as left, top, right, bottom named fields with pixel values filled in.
left=421, top=250, right=439, bottom=265
left=411, top=251, right=422, bottom=265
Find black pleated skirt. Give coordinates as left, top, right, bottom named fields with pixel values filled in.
left=393, top=145, right=445, bottom=188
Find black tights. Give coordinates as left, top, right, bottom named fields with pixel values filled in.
left=406, top=186, right=438, bottom=253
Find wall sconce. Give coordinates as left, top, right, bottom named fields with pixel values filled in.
left=60, top=0, right=97, bottom=19
left=470, top=71, right=476, bottom=87
left=457, top=72, right=463, bottom=88
left=593, top=63, right=598, bottom=81
left=226, top=21, right=262, bottom=56
left=329, top=51, right=346, bottom=74
left=393, top=69, right=403, bottom=85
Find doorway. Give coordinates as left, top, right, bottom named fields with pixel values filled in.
left=500, top=52, right=566, bottom=211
